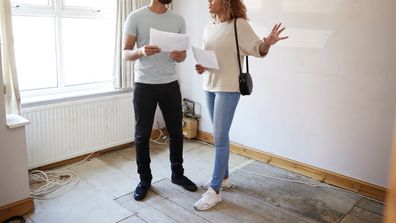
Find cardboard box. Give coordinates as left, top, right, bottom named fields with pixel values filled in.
left=182, top=117, right=197, bottom=139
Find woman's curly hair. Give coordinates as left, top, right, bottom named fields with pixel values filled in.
left=214, top=0, right=247, bottom=22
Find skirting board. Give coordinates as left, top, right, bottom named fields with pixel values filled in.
left=0, top=197, right=34, bottom=222
left=196, top=130, right=387, bottom=202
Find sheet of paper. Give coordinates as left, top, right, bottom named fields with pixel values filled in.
left=191, top=46, right=219, bottom=70
left=149, top=28, right=190, bottom=52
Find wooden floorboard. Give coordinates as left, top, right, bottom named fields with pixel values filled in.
left=117, top=215, right=147, bottom=223
left=152, top=179, right=239, bottom=223
left=158, top=178, right=316, bottom=223
left=115, top=190, right=178, bottom=223
left=145, top=193, right=209, bottom=223
left=219, top=188, right=318, bottom=223
left=117, top=177, right=322, bottom=223
left=26, top=141, right=385, bottom=223
left=230, top=161, right=362, bottom=223
left=355, top=198, right=385, bottom=215
left=340, top=206, right=383, bottom=223
left=108, top=145, right=386, bottom=223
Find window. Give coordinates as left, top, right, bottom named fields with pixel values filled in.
left=63, top=0, right=114, bottom=9
left=11, top=0, right=115, bottom=97
left=12, top=0, right=51, bottom=7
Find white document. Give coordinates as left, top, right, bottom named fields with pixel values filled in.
left=149, top=28, right=190, bottom=52
left=191, top=46, right=219, bottom=70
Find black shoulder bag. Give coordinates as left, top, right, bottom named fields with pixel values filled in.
left=234, top=19, right=253, bottom=96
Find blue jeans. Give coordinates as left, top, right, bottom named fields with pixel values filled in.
left=205, top=91, right=240, bottom=192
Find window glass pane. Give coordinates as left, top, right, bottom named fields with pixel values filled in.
left=63, top=0, right=114, bottom=9
left=12, top=16, right=58, bottom=91
left=11, top=0, right=50, bottom=7
left=62, top=18, right=114, bottom=86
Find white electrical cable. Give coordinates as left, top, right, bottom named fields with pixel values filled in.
left=150, top=130, right=168, bottom=145
left=56, top=152, right=95, bottom=171
left=150, top=121, right=169, bottom=145
left=29, top=169, right=80, bottom=200
left=29, top=152, right=94, bottom=200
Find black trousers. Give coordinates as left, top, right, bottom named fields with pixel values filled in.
left=133, top=80, right=184, bottom=182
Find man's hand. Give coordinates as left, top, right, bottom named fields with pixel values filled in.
left=139, top=45, right=161, bottom=56
left=195, top=64, right=206, bottom=74
left=169, top=50, right=186, bottom=63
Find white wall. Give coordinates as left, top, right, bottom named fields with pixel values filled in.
left=173, top=0, right=396, bottom=187
left=0, top=52, right=30, bottom=206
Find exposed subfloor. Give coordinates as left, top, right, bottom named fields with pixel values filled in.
left=25, top=140, right=384, bottom=223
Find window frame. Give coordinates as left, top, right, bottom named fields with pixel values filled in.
left=11, top=0, right=116, bottom=99
left=11, top=0, right=53, bottom=10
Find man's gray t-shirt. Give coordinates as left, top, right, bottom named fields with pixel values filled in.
left=124, top=6, right=186, bottom=84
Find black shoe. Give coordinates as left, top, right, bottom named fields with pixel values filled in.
left=133, top=181, right=151, bottom=201
left=171, top=175, right=198, bottom=192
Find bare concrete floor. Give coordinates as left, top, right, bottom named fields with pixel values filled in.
left=25, top=140, right=384, bottom=223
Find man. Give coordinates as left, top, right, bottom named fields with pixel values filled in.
left=123, top=0, right=197, bottom=201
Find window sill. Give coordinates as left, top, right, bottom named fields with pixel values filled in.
left=6, top=114, right=31, bottom=129
left=21, top=88, right=133, bottom=109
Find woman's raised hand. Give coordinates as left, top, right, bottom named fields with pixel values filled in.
left=264, top=23, right=288, bottom=46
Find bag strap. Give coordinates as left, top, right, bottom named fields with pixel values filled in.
left=234, top=18, right=249, bottom=74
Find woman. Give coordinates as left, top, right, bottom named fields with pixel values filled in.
left=193, top=0, right=288, bottom=211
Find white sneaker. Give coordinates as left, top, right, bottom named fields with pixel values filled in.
left=193, top=187, right=222, bottom=211
left=201, top=178, right=233, bottom=190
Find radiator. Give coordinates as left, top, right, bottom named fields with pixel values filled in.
left=22, top=93, right=134, bottom=169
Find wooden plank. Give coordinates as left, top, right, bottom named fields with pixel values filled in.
left=219, top=188, right=318, bottom=223
left=145, top=194, right=209, bottom=223
left=117, top=215, right=146, bottom=223
left=0, top=197, right=34, bottom=222
left=152, top=179, right=240, bottom=223
left=355, top=198, right=384, bottom=216
left=340, top=207, right=383, bottom=223
left=230, top=161, right=361, bottom=223
left=196, top=131, right=214, bottom=144
left=197, top=130, right=387, bottom=202
left=115, top=191, right=178, bottom=223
